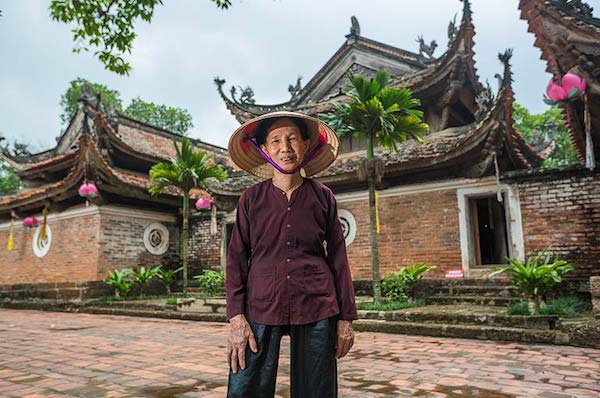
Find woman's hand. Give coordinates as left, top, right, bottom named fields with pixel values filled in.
left=228, top=314, right=258, bottom=373
left=335, top=320, right=355, bottom=359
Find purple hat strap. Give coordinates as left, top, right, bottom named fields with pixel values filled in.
left=243, top=136, right=325, bottom=175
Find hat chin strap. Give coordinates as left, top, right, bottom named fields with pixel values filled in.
left=243, top=136, right=325, bottom=175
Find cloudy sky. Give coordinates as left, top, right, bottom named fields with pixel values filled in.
left=1, top=0, right=599, bottom=152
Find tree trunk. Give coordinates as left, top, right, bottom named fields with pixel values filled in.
left=366, top=133, right=382, bottom=304
left=166, top=285, right=172, bottom=296
left=182, top=192, right=190, bottom=295
left=527, top=296, right=536, bottom=314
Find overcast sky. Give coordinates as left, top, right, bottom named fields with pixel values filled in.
left=1, top=0, right=599, bottom=152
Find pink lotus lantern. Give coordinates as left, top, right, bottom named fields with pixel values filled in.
left=78, top=183, right=99, bottom=199
left=195, top=197, right=211, bottom=210
left=544, top=73, right=586, bottom=106
left=23, top=216, right=39, bottom=228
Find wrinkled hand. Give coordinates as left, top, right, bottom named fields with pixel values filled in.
left=228, top=314, right=258, bottom=373
left=335, top=320, right=354, bottom=359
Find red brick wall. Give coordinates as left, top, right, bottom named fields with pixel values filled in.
left=340, top=188, right=462, bottom=279
left=188, top=214, right=223, bottom=277
left=514, top=169, right=600, bottom=278
left=0, top=211, right=101, bottom=285
left=97, top=213, right=180, bottom=279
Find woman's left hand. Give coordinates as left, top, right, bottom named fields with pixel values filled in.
left=335, top=320, right=355, bottom=359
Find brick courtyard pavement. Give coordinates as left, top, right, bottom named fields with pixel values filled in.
left=0, top=309, right=598, bottom=398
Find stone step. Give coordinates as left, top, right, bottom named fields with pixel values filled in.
left=352, top=319, right=570, bottom=345
left=429, top=278, right=513, bottom=287
left=435, top=285, right=520, bottom=297
left=426, top=295, right=520, bottom=306
left=80, top=306, right=227, bottom=322
left=357, top=308, right=559, bottom=330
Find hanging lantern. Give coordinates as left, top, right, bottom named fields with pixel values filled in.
left=195, top=197, right=211, bottom=210
left=23, top=216, right=39, bottom=228
left=7, top=219, right=14, bottom=251
left=78, top=183, right=99, bottom=199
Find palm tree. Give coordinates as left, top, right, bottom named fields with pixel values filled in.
left=325, top=70, right=429, bottom=304
left=149, top=137, right=227, bottom=294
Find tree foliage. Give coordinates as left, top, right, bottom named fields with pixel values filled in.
left=513, top=103, right=578, bottom=168
left=61, top=78, right=194, bottom=135
left=125, top=97, right=193, bottom=135
left=50, top=0, right=233, bottom=75
left=61, top=78, right=123, bottom=124
left=0, top=161, right=21, bottom=195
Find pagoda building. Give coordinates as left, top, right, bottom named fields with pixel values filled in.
left=211, top=0, right=552, bottom=281
left=0, top=95, right=231, bottom=298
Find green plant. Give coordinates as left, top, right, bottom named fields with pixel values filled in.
left=324, top=70, right=429, bottom=304
left=382, top=262, right=434, bottom=302
left=132, top=266, right=161, bottom=297
left=104, top=268, right=134, bottom=298
left=490, top=247, right=575, bottom=313
left=357, top=299, right=425, bottom=311
left=506, top=301, right=531, bottom=316
left=149, top=137, right=227, bottom=295
left=156, top=266, right=183, bottom=295
left=537, top=296, right=589, bottom=318
left=193, top=269, right=225, bottom=296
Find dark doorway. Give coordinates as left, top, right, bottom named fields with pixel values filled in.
left=469, top=195, right=509, bottom=266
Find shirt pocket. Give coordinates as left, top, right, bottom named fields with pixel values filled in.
left=248, top=267, right=274, bottom=300
left=303, top=264, right=331, bottom=296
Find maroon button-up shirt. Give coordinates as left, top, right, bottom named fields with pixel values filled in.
left=225, top=177, right=358, bottom=325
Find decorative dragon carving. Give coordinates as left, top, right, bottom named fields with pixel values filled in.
left=416, top=35, right=438, bottom=59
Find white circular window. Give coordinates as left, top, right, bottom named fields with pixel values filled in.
left=143, top=222, right=170, bottom=255
left=337, top=209, right=356, bottom=246
left=32, top=226, right=52, bottom=258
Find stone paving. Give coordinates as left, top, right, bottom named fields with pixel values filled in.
left=0, top=309, right=598, bottom=398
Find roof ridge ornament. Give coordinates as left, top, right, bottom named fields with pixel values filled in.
left=460, top=0, right=472, bottom=22
left=416, top=35, right=437, bottom=59
left=447, top=14, right=458, bottom=47
left=474, top=80, right=495, bottom=121
left=497, top=48, right=514, bottom=90
left=288, top=76, right=303, bottom=101
left=345, top=16, right=360, bottom=44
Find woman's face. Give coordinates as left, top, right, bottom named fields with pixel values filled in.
left=260, top=119, right=311, bottom=173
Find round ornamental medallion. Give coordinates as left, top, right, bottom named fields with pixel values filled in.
left=32, top=226, right=52, bottom=258
left=143, top=223, right=170, bottom=255
left=337, top=209, right=356, bottom=246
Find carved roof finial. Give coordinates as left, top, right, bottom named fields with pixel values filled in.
left=350, top=16, right=360, bottom=36
left=497, top=48, right=514, bottom=89
left=416, top=35, right=438, bottom=59
left=460, top=0, right=472, bottom=22
left=555, top=0, right=594, bottom=17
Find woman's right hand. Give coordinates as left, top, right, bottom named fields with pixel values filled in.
left=227, top=314, right=258, bottom=373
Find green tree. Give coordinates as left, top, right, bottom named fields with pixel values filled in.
left=513, top=103, right=578, bottom=168
left=325, top=70, right=429, bottom=304
left=149, top=137, right=227, bottom=294
left=61, top=78, right=123, bottom=124
left=61, top=78, right=194, bottom=134
left=50, top=0, right=233, bottom=75
left=0, top=161, right=21, bottom=195
left=125, top=97, right=193, bottom=135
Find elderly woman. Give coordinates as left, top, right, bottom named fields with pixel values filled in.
left=225, top=111, right=357, bottom=398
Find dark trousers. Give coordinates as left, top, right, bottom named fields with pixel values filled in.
left=227, top=314, right=339, bottom=398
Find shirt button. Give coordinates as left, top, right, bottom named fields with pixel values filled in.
left=287, top=224, right=291, bottom=228
left=281, top=192, right=285, bottom=195
left=287, top=241, right=291, bottom=245
left=286, top=258, right=291, bottom=262
left=286, top=275, right=291, bottom=279
left=287, top=207, right=291, bottom=211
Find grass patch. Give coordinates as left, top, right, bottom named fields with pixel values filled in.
left=537, top=296, right=590, bottom=318
left=507, top=301, right=531, bottom=315
left=506, top=296, right=590, bottom=317
left=357, top=299, right=425, bottom=311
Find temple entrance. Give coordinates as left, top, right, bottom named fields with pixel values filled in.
left=468, top=195, right=509, bottom=266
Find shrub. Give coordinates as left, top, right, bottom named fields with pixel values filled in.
left=132, top=266, right=161, bottom=297
left=193, top=269, right=225, bottom=296
left=506, top=301, right=531, bottom=316
left=105, top=268, right=134, bottom=298
left=490, top=247, right=574, bottom=313
left=382, top=262, right=434, bottom=301
left=156, top=266, right=183, bottom=295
